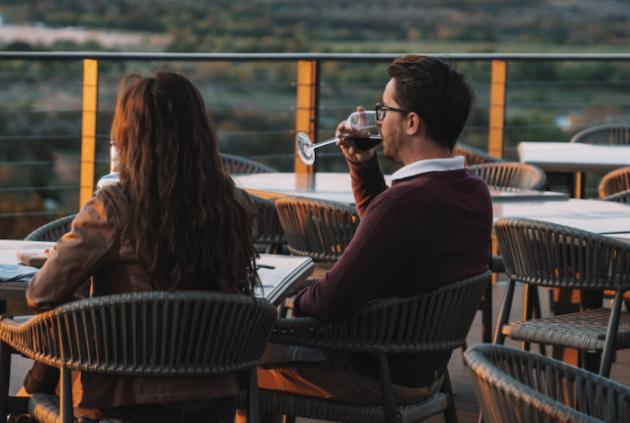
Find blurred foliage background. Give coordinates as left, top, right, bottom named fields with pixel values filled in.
left=0, top=0, right=628, bottom=236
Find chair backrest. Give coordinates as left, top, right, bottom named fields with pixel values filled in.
left=0, top=291, right=277, bottom=376
left=250, top=194, right=286, bottom=251
left=495, top=218, right=630, bottom=290
left=468, top=163, right=547, bottom=190
left=599, top=167, right=630, bottom=198
left=25, top=214, right=77, bottom=242
left=454, top=143, right=504, bottom=166
left=275, top=196, right=360, bottom=262
left=271, top=270, right=491, bottom=354
left=465, top=344, right=630, bottom=423
left=571, top=125, right=630, bottom=145
left=602, top=188, right=630, bottom=204
left=221, top=153, right=278, bottom=175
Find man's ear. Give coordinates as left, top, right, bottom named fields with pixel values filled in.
left=406, top=112, right=424, bottom=136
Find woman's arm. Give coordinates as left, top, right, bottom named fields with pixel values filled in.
left=26, top=188, right=121, bottom=314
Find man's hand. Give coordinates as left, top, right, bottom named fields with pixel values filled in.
left=336, top=107, right=376, bottom=163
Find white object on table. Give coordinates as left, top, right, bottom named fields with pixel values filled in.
left=493, top=199, right=630, bottom=234
left=518, top=142, right=630, bottom=173
left=0, top=240, right=314, bottom=306
left=234, top=172, right=567, bottom=205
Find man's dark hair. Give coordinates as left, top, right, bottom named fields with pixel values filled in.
left=387, top=55, right=476, bottom=150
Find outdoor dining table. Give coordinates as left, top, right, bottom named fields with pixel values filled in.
left=0, top=240, right=314, bottom=312
left=518, top=142, right=630, bottom=198
left=233, top=172, right=569, bottom=205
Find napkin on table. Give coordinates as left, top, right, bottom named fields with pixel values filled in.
left=0, top=263, right=38, bottom=283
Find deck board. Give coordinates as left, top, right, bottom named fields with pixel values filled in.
left=7, top=283, right=630, bottom=422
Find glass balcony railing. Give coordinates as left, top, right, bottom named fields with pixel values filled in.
left=1, top=51, right=630, bottom=237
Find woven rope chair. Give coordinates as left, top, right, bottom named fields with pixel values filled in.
left=465, top=344, right=630, bottom=423
left=0, top=291, right=277, bottom=423
left=24, top=214, right=77, bottom=242
left=599, top=167, right=630, bottom=198
left=571, top=124, right=630, bottom=146
left=602, top=188, right=630, bottom=204
left=237, top=270, right=492, bottom=423
left=453, top=143, right=504, bottom=166
left=468, top=163, right=547, bottom=190
left=494, top=218, right=630, bottom=377
left=250, top=194, right=287, bottom=254
left=221, top=153, right=278, bottom=175
left=275, top=196, right=360, bottom=286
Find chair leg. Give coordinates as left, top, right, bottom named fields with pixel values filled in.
left=246, top=368, right=260, bottom=423
left=494, top=279, right=516, bottom=345
left=481, top=284, right=492, bottom=344
left=531, top=288, right=546, bottom=356
left=376, top=354, right=399, bottom=423
left=599, top=290, right=625, bottom=377
left=522, top=284, right=534, bottom=352
left=60, top=368, right=73, bottom=423
left=0, top=340, right=12, bottom=421
left=440, top=370, right=458, bottom=423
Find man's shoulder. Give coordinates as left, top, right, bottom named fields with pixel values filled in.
left=381, top=169, right=491, bottom=209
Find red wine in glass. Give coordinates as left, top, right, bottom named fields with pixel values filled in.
left=297, top=110, right=381, bottom=165
left=343, top=135, right=383, bottom=151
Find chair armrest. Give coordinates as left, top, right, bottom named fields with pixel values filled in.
left=489, top=255, right=505, bottom=273
left=272, top=271, right=491, bottom=355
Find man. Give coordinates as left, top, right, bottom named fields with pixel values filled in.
left=258, top=55, right=493, bottom=406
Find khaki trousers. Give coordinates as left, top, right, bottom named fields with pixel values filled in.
left=257, top=352, right=444, bottom=406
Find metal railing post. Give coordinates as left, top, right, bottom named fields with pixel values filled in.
left=294, top=60, right=320, bottom=177
left=488, top=60, right=507, bottom=159
left=80, top=59, right=98, bottom=209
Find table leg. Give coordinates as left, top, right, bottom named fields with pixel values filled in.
left=544, top=171, right=574, bottom=197
left=575, top=172, right=586, bottom=199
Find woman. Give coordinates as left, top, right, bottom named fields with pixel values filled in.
left=23, top=71, right=259, bottom=422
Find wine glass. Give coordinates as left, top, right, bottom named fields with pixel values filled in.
left=296, top=110, right=382, bottom=165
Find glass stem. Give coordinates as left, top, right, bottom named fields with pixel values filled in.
left=310, top=138, right=340, bottom=150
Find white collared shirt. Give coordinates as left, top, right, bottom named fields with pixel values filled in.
left=390, top=156, right=465, bottom=182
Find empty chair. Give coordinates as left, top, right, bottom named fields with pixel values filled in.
left=494, top=217, right=630, bottom=377
left=221, top=153, right=278, bottom=175
left=465, top=344, right=630, bottom=423
left=276, top=197, right=359, bottom=262
left=250, top=194, right=287, bottom=254
left=469, top=163, right=547, bottom=190
left=237, top=270, right=491, bottom=423
left=0, top=291, right=277, bottom=423
left=571, top=124, right=630, bottom=145
left=599, top=167, right=630, bottom=198
left=453, top=142, right=504, bottom=166
left=24, top=214, right=77, bottom=242
left=276, top=196, right=360, bottom=284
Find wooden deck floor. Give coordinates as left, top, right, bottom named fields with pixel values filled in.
left=7, top=283, right=630, bottom=423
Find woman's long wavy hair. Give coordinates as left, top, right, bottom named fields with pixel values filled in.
left=111, top=71, right=259, bottom=294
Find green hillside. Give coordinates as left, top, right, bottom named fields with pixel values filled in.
left=1, top=0, right=630, bottom=52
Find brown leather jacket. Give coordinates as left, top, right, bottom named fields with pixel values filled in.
left=27, top=184, right=256, bottom=409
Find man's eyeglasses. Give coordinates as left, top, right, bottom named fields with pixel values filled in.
left=375, top=103, right=410, bottom=121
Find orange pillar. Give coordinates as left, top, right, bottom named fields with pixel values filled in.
left=80, top=59, right=98, bottom=208
left=294, top=60, right=319, bottom=176
left=488, top=60, right=507, bottom=159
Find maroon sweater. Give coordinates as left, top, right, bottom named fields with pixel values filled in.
left=293, top=154, right=493, bottom=388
